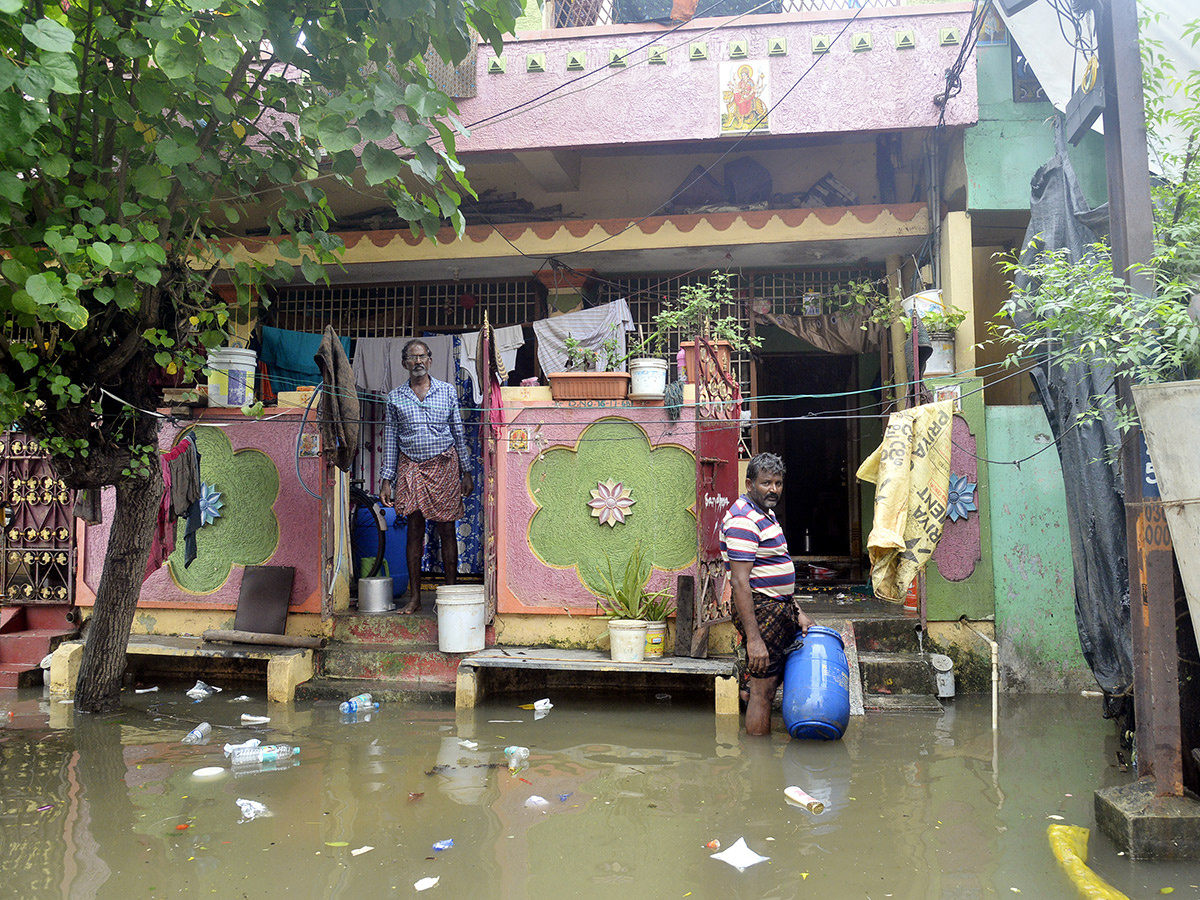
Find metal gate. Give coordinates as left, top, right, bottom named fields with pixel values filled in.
left=1, top=433, right=74, bottom=605
left=690, top=337, right=742, bottom=655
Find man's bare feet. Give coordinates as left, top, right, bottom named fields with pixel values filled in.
left=398, top=596, right=422, bottom=615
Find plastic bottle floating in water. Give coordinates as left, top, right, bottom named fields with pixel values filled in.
left=181, top=722, right=212, bottom=744
left=503, top=746, right=530, bottom=772
left=230, top=744, right=300, bottom=767
left=339, top=693, right=378, bottom=714
left=784, top=785, right=825, bottom=814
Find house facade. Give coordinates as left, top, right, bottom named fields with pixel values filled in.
left=53, top=0, right=1110, bottom=691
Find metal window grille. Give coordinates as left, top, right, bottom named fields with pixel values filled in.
left=552, top=0, right=898, bottom=28
left=267, top=280, right=540, bottom=336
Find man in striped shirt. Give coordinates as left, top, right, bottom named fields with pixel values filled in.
left=721, top=452, right=815, bottom=735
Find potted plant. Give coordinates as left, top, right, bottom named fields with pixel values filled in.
left=547, top=330, right=631, bottom=401
left=595, top=544, right=655, bottom=661
left=640, top=588, right=675, bottom=659
left=917, top=304, right=966, bottom=377
left=642, top=271, right=762, bottom=382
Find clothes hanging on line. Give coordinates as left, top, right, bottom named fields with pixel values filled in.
left=261, top=325, right=349, bottom=392
left=531, top=298, right=634, bottom=375
left=458, top=325, right=525, bottom=402
left=315, top=326, right=360, bottom=473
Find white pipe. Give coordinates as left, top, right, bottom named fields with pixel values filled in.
left=958, top=617, right=999, bottom=732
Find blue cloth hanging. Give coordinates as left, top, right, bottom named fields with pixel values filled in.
left=260, top=326, right=350, bottom=392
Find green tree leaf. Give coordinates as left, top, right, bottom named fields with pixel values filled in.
left=21, top=19, right=75, bottom=53
left=362, top=142, right=402, bottom=186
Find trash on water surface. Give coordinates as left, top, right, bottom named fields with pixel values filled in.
left=524, top=795, right=549, bottom=809
left=235, top=798, right=268, bottom=822
left=223, top=738, right=261, bottom=757
left=504, top=746, right=530, bottom=772
left=519, top=698, right=553, bottom=711
left=414, top=877, right=439, bottom=891
left=134, top=686, right=159, bottom=694
left=186, top=681, right=221, bottom=701
left=784, top=785, right=825, bottom=814
left=458, top=740, right=478, bottom=750
left=350, top=846, right=374, bottom=857
left=432, top=839, right=454, bottom=851
left=230, top=695, right=252, bottom=702
left=408, top=792, right=424, bottom=802
left=192, top=767, right=226, bottom=779
left=181, top=722, right=212, bottom=744
left=558, top=792, right=573, bottom=802
left=704, top=839, right=721, bottom=850
left=710, top=837, right=770, bottom=871
left=240, top=714, right=270, bottom=725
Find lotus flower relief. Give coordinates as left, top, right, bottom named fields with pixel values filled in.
left=587, top=478, right=635, bottom=527
left=946, top=474, right=978, bottom=522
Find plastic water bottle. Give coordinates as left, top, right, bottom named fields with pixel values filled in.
left=181, top=722, right=212, bottom=744
left=230, top=743, right=299, bottom=767
left=676, top=347, right=687, bottom=383
left=504, top=745, right=529, bottom=772
left=339, top=693, right=378, bottom=714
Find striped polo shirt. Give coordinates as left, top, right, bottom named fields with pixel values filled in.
left=720, top=495, right=796, bottom=598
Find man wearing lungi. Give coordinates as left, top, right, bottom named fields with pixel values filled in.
left=379, top=339, right=473, bottom=615
left=721, top=452, right=815, bottom=735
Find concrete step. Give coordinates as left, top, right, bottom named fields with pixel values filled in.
left=853, top=618, right=924, bottom=653
left=859, top=650, right=937, bottom=696
left=863, top=693, right=944, bottom=713
left=295, top=676, right=455, bottom=704
left=0, top=628, right=74, bottom=665
left=331, top=612, right=441, bottom=645
left=319, top=643, right=462, bottom=689
left=0, top=664, right=43, bottom=689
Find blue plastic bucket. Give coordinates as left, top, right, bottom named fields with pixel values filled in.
left=781, top=625, right=851, bottom=740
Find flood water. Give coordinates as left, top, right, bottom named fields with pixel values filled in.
left=2, top=687, right=1199, bottom=900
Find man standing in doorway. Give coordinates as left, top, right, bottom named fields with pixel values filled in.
left=379, top=339, right=473, bottom=615
left=721, top=452, right=815, bottom=735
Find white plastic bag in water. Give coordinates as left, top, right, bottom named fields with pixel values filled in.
left=235, top=798, right=268, bottom=822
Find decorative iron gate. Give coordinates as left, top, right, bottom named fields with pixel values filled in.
left=1, top=433, right=74, bottom=605
left=690, top=336, right=743, bottom=655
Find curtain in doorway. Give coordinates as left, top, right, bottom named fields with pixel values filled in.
left=754, top=312, right=884, bottom=355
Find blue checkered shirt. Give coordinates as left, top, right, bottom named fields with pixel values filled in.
left=379, top=377, right=469, bottom=483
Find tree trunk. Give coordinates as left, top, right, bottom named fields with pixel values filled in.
left=73, top=464, right=163, bottom=713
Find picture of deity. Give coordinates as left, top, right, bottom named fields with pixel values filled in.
left=719, top=60, right=770, bottom=135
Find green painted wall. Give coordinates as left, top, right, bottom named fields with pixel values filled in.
left=986, top=406, right=1093, bottom=692
left=515, top=0, right=543, bottom=32
left=925, top=376, right=994, bottom=621
left=966, top=42, right=1108, bottom=211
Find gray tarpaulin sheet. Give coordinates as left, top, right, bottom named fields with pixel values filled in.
left=1013, top=120, right=1133, bottom=701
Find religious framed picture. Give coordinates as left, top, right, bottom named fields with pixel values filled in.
left=719, top=60, right=770, bottom=135
left=299, top=430, right=321, bottom=457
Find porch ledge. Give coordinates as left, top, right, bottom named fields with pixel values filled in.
left=50, top=635, right=313, bottom=703
left=455, top=648, right=738, bottom=715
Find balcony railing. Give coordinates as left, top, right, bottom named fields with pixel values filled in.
left=552, top=0, right=900, bottom=29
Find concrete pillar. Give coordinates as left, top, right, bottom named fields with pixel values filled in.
left=939, top=210, right=976, bottom=375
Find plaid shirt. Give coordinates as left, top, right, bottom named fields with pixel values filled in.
left=379, top=377, right=469, bottom=482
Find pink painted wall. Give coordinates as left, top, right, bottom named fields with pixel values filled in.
left=456, top=8, right=978, bottom=154
left=77, top=410, right=324, bottom=614
left=497, top=395, right=699, bottom=614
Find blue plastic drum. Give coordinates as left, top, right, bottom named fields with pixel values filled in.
left=781, top=625, right=851, bottom=740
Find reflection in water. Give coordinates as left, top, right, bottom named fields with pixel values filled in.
left=0, top=690, right=1195, bottom=899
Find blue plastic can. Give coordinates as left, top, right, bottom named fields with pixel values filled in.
left=781, top=625, right=851, bottom=740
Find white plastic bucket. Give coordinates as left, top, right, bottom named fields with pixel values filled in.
left=607, top=619, right=648, bottom=662
left=644, top=621, right=667, bottom=658
left=436, top=585, right=486, bottom=653
left=207, top=347, right=257, bottom=408
left=629, top=357, right=668, bottom=400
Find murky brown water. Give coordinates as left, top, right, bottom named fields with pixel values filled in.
left=2, top=688, right=1198, bottom=900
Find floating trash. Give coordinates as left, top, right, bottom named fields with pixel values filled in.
left=192, top=767, right=226, bottom=779
left=784, top=785, right=825, bottom=814
left=432, top=839, right=454, bottom=851
left=350, top=846, right=374, bottom=857
left=186, top=681, right=221, bottom=701
left=710, top=837, right=769, bottom=872
left=240, top=714, right=270, bottom=725
left=458, top=740, right=478, bottom=750
left=134, top=686, right=159, bottom=694
left=235, top=798, right=268, bottom=822
left=524, top=795, right=549, bottom=809
left=414, top=876, right=439, bottom=891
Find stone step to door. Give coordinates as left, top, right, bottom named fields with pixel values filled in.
left=863, top=693, right=944, bottom=713
left=331, top=612, right=441, bottom=645
left=319, top=642, right=463, bottom=688
left=852, top=618, right=924, bottom=654
left=858, top=650, right=938, bottom=697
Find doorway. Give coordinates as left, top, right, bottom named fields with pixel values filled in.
left=755, top=352, right=864, bottom=585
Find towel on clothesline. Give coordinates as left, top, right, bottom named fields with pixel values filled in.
left=315, top=326, right=360, bottom=472
left=531, top=299, right=634, bottom=376
left=459, top=326, right=525, bottom=402
left=261, top=326, right=349, bottom=392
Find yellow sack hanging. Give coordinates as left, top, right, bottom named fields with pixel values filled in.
left=856, top=401, right=954, bottom=602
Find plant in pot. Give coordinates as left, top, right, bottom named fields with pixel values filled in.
left=595, top=544, right=656, bottom=662
left=916, top=304, right=966, bottom=377
left=645, top=270, right=762, bottom=382
left=547, top=331, right=631, bottom=401
left=640, top=587, right=675, bottom=659
left=918, top=304, right=968, bottom=338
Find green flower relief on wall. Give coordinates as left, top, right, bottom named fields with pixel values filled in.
left=528, top=418, right=696, bottom=597
left=167, top=426, right=280, bottom=593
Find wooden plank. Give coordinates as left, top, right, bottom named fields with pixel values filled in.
left=459, top=647, right=734, bottom=676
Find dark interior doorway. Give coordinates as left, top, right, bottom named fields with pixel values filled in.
left=756, top=353, right=860, bottom=584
